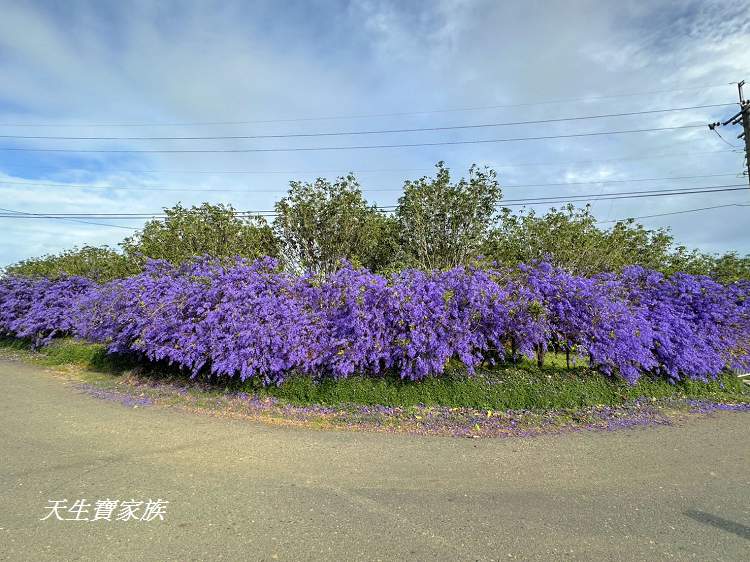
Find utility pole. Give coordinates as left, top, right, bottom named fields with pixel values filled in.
left=711, top=80, right=750, bottom=186
left=738, top=80, right=750, bottom=184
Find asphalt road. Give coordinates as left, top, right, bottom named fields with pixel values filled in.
left=1, top=359, right=749, bottom=561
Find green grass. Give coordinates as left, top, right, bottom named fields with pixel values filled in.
left=1, top=337, right=748, bottom=411
left=247, top=367, right=748, bottom=410
left=0, top=337, right=137, bottom=374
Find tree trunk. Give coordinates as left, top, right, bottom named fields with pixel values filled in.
left=536, top=344, right=545, bottom=368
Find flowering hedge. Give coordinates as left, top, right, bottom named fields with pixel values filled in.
left=1, top=257, right=749, bottom=385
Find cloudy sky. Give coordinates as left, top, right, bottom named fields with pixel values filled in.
left=1, top=0, right=749, bottom=266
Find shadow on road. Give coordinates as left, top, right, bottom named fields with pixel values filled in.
left=685, top=509, right=750, bottom=540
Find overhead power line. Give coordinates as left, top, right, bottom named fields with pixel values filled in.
left=497, top=184, right=749, bottom=205
left=711, top=128, right=741, bottom=148
left=0, top=104, right=734, bottom=142
left=0, top=80, right=743, bottom=128
left=362, top=184, right=750, bottom=209
left=0, top=172, right=742, bottom=194
left=4, top=199, right=748, bottom=231
left=1, top=184, right=746, bottom=220
left=10, top=147, right=734, bottom=178
left=596, top=202, right=750, bottom=224
left=0, top=124, right=706, bottom=153
left=0, top=206, right=138, bottom=230
left=709, top=79, right=750, bottom=185
left=500, top=173, right=744, bottom=189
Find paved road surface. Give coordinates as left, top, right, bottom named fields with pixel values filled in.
left=1, top=359, right=749, bottom=561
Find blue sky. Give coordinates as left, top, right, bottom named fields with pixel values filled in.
left=1, top=0, right=749, bottom=266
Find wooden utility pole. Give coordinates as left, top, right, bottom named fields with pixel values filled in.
left=738, top=80, right=750, bottom=184
left=711, top=80, right=750, bottom=186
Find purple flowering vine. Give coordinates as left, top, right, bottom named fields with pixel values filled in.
left=1, top=258, right=748, bottom=385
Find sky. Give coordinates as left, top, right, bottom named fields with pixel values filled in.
left=0, top=0, right=749, bottom=267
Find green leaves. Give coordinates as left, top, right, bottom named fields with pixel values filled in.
left=396, top=162, right=502, bottom=270
left=273, top=174, right=396, bottom=275
left=4, top=165, right=748, bottom=285
left=121, top=203, right=278, bottom=267
left=482, top=203, right=750, bottom=281
left=3, top=245, right=136, bottom=282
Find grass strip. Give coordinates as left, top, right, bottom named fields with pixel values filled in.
left=2, top=337, right=747, bottom=412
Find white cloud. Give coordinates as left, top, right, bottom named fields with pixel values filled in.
left=0, top=0, right=748, bottom=266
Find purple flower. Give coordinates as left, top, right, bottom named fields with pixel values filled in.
left=2, top=257, right=748, bottom=385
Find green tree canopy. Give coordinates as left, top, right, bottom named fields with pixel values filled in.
left=121, top=202, right=278, bottom=266
left=4, top=167, right=748, bottom=284
left=395, top=162, right=502, bottom=270
left=700, top=252, right=750, bottom=284
left=273, top=175, right=396, bottom=275
left=483, top=204, right=704, bottom=276
left=3, top=245, right=136, bottom=282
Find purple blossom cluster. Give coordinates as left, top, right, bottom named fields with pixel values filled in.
left=1, top=258, right=749, bottom=385
left=0, top=275, right=96, bottom=347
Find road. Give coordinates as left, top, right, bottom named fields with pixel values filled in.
left=1, top=359, right=749, bottom=561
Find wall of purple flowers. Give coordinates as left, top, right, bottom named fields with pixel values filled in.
left=2, top=257, right=749, bottom=385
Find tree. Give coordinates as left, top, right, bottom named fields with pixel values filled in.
left=483, top=204, right=696, bottom=276
left=3, top=245, right=136, bottom=282
left=709, top=253, right=750, bottom=284
left=485, top=205, right=602, bottom=274
left=121, top=203, right=278, bottom=266
left=395, top=162, right=502, bottom=270
left=694, top=252, right=750, bottom=284
left=597, top=217, right=681, bottom=273
left=273, top=175, right=396, bottom=275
